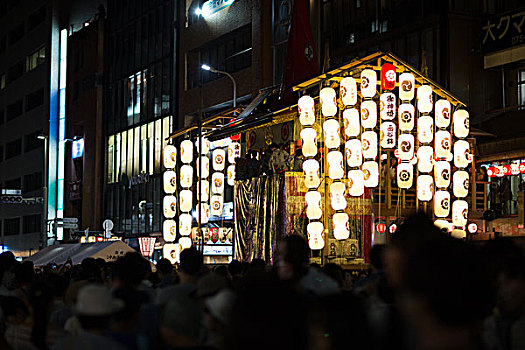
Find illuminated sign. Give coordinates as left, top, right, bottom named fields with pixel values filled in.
left=72, top=138, right=84, bottom=158
left=201, top=0, right=235, bottom=18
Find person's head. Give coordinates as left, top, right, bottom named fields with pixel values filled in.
left=112, top=252, right=150, bottom=287
left=197, top=272, right=229, bottom=298
left=322, top=263, right=344, bottom=288
left=112, top=287, right=147, bottom=329
left=369, top=244, right=386, bottom=271
left=28, top=281, right=56, bottom=350
left=214, top=265, right=228, bottom=277
left=228, top=260, right=243, bottom=278
left=74, top=284, right=124, bottom=332
left=250, top=258, right=266, bottom=271
left=204, top=289, right=236, bottom=334
left=15, top=261, right=35, bottom=287
left=276, top=235, right=309, bottom=282
left=0, top=296, right=29, bottom=325
left=156, top=258, right=174, bottom=278
left=160, top=289, right=203, bottom=347
left=179, top=247, right=203, bottom=281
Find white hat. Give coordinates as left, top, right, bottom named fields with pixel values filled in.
left=73, top=284, right=124, bottom=316
left=205, top=289, right=236, bottom=325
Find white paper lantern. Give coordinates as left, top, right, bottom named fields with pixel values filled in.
left=163, top=243, right=180, bottom=264
left=398, top=103, right=415, bottom=131
left=305, top=191, right=322, bottom=220
left=323, top=119, right=341, bottom=149
left=345, top=139, right=363, bottom=167
left=179, top=190, right=193, bottom=212
left=343, top=108, right=360, bottom=137
left=303, top=159, right=320, bottom=188
left=180, top=140, right=193, bottom=164
left=435, top=100, right=451, bottom=128
left=348, top=169, right=364, bottom=196
left=340, top=77, right=358, bottom=106
left=417, top=175, right=434, bottom=202
left=212, top=148, right=226, bottom=171
left=196, top=156, right=210, bottom=179
left=164, top=145, right=177, bottom=169
left=228, top=142, right=241, bottom=164
left=454, top=140, right=470, bottom=168
left=453, top=170, right=469, bottom=198
left=320, top=87, right=337, bottom=117
left=380, top=93, right=396, bottom=120
left=163, top=195, right=177, bottom=218
left=417, top=85, right=433, bottom=113
left=163, top=220, right=177, bottom=242
left=417, top=116, right=434, bottom=144
left=451, top=229, right=466, bottom=239
left=417, top=146, right=434, bottom=173
left=210, top=195, right=224, bottom=216
left=227, top=165, right=235, bottom=186
left=196, top=137, right=210, bottom=155
left=435, top=130, right=452, bottom=159
left=397, top=162, right=413, bottom=189
left=360, top=69, right=377, bottom=98
left=179, top=237, right=192, bottom=250
left=307, top=222, right=325, bottom=250
left=399, top=73, right=415, bottom=101
left=327, top=151, right=344, bottom=180
left=163, top=171, right=177, bottom=194
left=398, top=134, right=415, bottom=161
left=434, top=190, right=450, bottom=218
left=434, top=219, right=453, bottom=232
left=361, top=131, right=378, bottom=159
left=298, top=95, right=316, bottom=126
left=300, top=128, right=318, bottom=157
left=180, top=165, right=193, bottom=188
left=362, top=161, right=379, bottom=188
left=330, top=182, right=347, bottom=210
left=199, top=203, right=210, bottom=224
left=380, top=122, right=396, bottom=149
left=199, top=180, right=209, bottom=201
left=179, top=213, right=192, bottom=236
left=452, top=200, right=468, bottom=227
left=361, top=100, right=377, bottom=129
left=434, top=161, right=451, bottom=188
left=333, top=213, right=350, bottom=240
left=211, top=172, right=225, bottom=194
left=453, top=110, right=469, bottom=138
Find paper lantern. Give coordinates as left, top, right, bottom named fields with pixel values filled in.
left=435, top=130, right=452, bottom=159
left=434, top=161, right=451, bottom=188
left=196, top=156, right=210, bottom=179
left=199, top=180, right=209, bottom=201
left=179, top=190, right=193, bottom=212
left=452, top=200, right=468, bottom=227
left=360, top=100, right=377, bottom=129
left=163, top=171, right=177, bottom=194
left=227, top=165, right=235, bottom=186
left=435, top=219, right=453, bottom=232
left=417, top=146, right=434, bottom=173
left=340, top=77, right=358, bottom=106
left=417, top=175, right=434, bottom=202
left=196, top=137, right=210, bottom=155
left=330, top=182, right=347, bottom=210
left=180, top=140, right=193, bottom=164
left=211, top=172, right=225, bottom=194
left=399, top=73, right=415, bottom=101
left=323, top=119, right=341, bottom=149
left=360, top=69, right=377, bottom=98
left=180, top=165, right=193, bottom=188
left=179, top=237, right=192, bottom=250
left=398, top=103, right=415, bottom=131
left=163, top=243, right=180, bottom=264
left=210, top=195, right=224, bottom=216
left=327, top=151, right=344, bottom=180
left=361, top=131, right=378, bottom=159
left=381, top=63, right=396, bottom=91
left=227, top=142, right=241, bottom=164
left=434, top=190, right=450, bottom=218
left=199, top=203, right=210, bottom=224
left=417, top=116, right=434, bottom=144
left=397, top=162, right=413, bottom=189
left=307, top=222, right=325, bottom=250
left=164, top=145, right=177, bottom=169
left=298, top=95, right=316, bottom=126
left=345, top=139, right=363, bottom=167
left=435, top=100, right=451, bottom=128
left=300, top=128, right=318, bottom=157
left=179, top=213, right=192, bottom=236
left=333, top=213, right=350, bottom=240
left=163, top=220, right=177, bottom=242
left=305, top=191, right=322, bottom=220
left=380, top=122, right=396, bottom=149
left=454, top=140, right=470, bottom=168
left=362, top=161, right=379, bottom=188
left=511, top=164, right=520, bottom=175
left=348, top=169, right=364, bottom=196
left=417, top=85, right=433, bottom=113
left=451, top=229, right=466, bottom=239
left=320, top=87, right=337, bottom=117
left=380, top=93, right=396, bottom=120
left=303, top=159, right=320, bottom=188
left=212, top=148, right=226, bottom=171
left=453, top=110, right=469, bottom=138
left=453, top=170, right=469, bottom=198
left=163, top=195, right=177, bottom=218
left=398, top=134, right=415, bottom=161
left=343, top=108, right=360, bottom=137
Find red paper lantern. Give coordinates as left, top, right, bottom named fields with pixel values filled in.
left=520, top=163, right=525, bottom=173
left=381, top=63, right=396, bottom=91
left=502, top=165, right=511, bottom=176
left=487, top=167, right=496, bottom=177
left=377, top=222, right=386, bottom=234
left=210, top=227, right=219, bottom=243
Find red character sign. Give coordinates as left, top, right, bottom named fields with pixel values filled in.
left=210, top=227, right=219, bottom=243
left=381, top=63, right=396, bottom=91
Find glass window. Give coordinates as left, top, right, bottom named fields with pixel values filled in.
left=148, top=122, right=154, bottom=175
left=518, top=70, right=525, bottom=109
left=108, top=135, right=115, bottom=183
left=4, top=218, right=20, bottom=236
left=162, top=58, right=170, bottom=115
left=116, top=133, right=121, bottom=181
left=127, top=129, right=133, bottom=176
left=26, top=46, right=46, bottom=72
left=141, top=124, right=147, bottom=173
left=162, top=116, right=171, bottom=151
left=134, top=73, right=141, bottom=123
left=134, top=127, right=140, bottom=175
left=127, top=75, right=134, bottom=126
left=154, top=119, right=162, bottom=173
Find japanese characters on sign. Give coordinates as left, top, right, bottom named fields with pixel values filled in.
left=482, top=9, right=525, bottom=53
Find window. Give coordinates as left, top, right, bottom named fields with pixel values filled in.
left=6, top=100, right=23, bottom=121
left=23, top=214, right=41, bottom=234
left=24, top=130, right=43, bottom=152
left=4, top=218, right=20, bottom=236
left=4, top=177, right=21, bottom=189
left=519, top=70, right=525, bottom=109
left=7, top=61, right=24, bottom=83
left=1, top=73, right=5, bottom=89
left=28, top=6, right=46, bottom=31
left=26, top=46, right=45, bottom=72
left=25, top=89, right=44, bottom=111
left=8, top=23, right=24, bottom=47
left=5, top=139, right=22, bottom=159
left=23, top=172, right=42, bottom=193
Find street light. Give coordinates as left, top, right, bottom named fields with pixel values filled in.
left=37, top=134, right=48, bottom=248
left=201, top=64, right=237, bottom=110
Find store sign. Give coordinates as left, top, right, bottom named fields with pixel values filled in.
left=72, top=138, right=84, bottom=159
left=201, top=0, right=235, bottom=18
left=129, top=172, right=150, bottom=187
left=482, top=9, right=525, bottom=53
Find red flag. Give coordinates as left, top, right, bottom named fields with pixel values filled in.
left=280, top=0, right=320, bottom=104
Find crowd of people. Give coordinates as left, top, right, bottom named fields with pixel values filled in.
left=0, top=213, right=524, bottom=349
